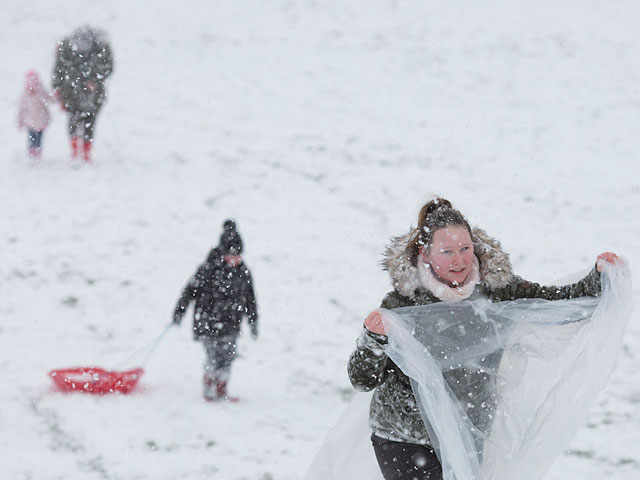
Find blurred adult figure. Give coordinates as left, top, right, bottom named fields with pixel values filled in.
left=52, top=25, right=113, bottom=163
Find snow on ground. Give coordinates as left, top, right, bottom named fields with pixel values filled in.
left=1, top=1, right=639, bottom=478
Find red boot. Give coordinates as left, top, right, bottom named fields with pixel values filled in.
left=215, top=380, right=239, bottom=403
left=28, top=146, right=41, bottom=159
left=82, top=140, right=92, bottom=163
left=70, top=136, right=79, bottom=158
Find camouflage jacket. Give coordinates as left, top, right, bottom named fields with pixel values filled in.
left=347, top=228, right=602, bottom=445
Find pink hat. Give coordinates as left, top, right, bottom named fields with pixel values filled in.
left=25, top=70, right=41, bottom=88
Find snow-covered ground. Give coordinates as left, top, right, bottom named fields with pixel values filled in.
left=1, top=1, right=639, bottom=478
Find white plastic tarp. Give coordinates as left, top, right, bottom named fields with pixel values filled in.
left=304, top=262, right=632, bottom=480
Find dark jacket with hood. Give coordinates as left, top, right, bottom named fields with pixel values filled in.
left=174, top=221, right=258, bottom=340
left=52, top=26, right=113, bottom=113
left=347, top=227, right=602, bottom=445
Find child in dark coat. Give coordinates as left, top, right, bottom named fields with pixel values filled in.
left=173, top=220, right=258, bottom=402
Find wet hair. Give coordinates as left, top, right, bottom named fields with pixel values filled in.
left=405, top=198, right=472, bottom=265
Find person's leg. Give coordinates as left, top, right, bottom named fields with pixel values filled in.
left=82, top=111, right=96, bottom=162
left=32, top=131, right=43, bottom=158
left=202, top=335, right=239, bottom=401
left=67, top=111, right=82, bottom=158
left=71, top=136, right=80, bottom=158
left=201, top=337, right=218, bottom=401
left=27, top=130, right=39, bottom=158
left=212, top=335, right=238, bottom=400
left=371, top=435, right=442, bottom=480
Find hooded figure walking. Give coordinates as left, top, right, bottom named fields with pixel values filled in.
left=52, top=25, right=113, bottom=163
left=173, top=220, right=258, bottom=402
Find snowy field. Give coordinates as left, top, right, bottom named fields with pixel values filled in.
left=1, top=1, right=639, bottom=478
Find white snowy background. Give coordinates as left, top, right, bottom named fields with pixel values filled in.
left=1, top=0, right=639, bottom=478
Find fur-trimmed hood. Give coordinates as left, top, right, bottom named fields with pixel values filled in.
left=382, top=227, right=514, bottom=298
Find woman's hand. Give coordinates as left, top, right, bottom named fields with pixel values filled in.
left=53, top=89, right=67, bottom=111
left=597, top=252, right=619, bottom=272
left=364, top=310, right=386, bottom=335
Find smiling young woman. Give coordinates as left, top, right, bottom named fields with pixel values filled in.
left=348, top=197, right=619, bottom=480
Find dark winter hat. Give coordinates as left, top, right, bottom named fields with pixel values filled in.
left=219, top=219, right=243, bottom=255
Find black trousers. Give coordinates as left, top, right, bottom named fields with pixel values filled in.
left=67, top=109, right=99, bottom=141
left=27, top=129, right=43, bottom=148
left=201, top=335, right=238, bottom=382
left=371, top=435, right=443, bottom=480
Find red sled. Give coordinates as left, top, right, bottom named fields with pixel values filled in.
left=49, top=366, right=144, bottom=394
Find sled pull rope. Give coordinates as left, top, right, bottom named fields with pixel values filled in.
left=112, top=322, right=174, bottom=370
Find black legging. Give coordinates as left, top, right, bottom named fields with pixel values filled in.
left=67, top=109, right=99, bottom=141
left=201, top=335, right=238, bottom=383
left=371, top=435, right=443, bottom=480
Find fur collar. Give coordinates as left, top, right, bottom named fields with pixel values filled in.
left=381, top=227, right=514, bottom=298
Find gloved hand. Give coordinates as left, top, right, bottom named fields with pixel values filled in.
left=173, top=312, right=183, bottom=326
left=53, top=89, right=67, bottom=111
left=250, top=324, right=258, bottom=340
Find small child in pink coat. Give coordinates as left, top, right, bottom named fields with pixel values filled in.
left=17, top=70, right=51, bottom=159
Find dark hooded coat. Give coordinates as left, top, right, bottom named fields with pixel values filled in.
left=347, top=227, right=602, bottom=445
left=52, top=26, right=113, bottom=113
left=173, top=221, right=257, bottom=340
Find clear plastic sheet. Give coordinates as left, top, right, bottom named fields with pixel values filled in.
left=303, top=391, right=384, bottom=480
left=303, top=262, right=631, bottom=480
left=382, top=261, right=632, bottom=480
